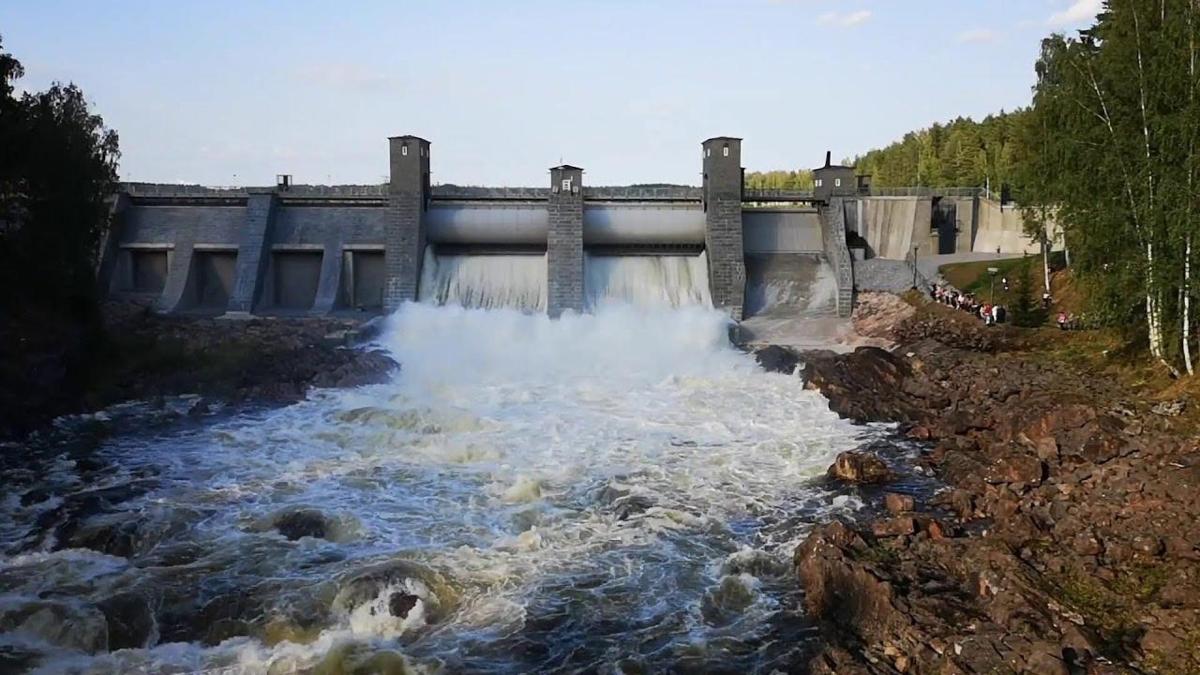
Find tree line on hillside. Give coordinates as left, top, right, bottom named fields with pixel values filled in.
left=747, top=111, right=1031, bottom=193
left=850, top=112, right=1030, bottom=191
left=0, top=35, right=121, bottom=435
left=743, top=170, right=814, bottom=191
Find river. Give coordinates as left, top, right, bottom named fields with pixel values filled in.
left=1, top=302, right=881, bottom=673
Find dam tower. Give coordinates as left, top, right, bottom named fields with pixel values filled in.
left=702, top=137, right=746, bottom=320
left=385, top=135, right=431, bottom=310
left=547, top=164, right=585, bottom=317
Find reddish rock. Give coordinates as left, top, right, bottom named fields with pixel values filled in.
left=907, top=425, right=931, bottom=440
left=795, top=523, right=900, bottom=641
left=795, top=309, right=1200, bottom=675
left=1140, top=628, right=1182, bottom=654
left=924, top=519, right=947, bottom=540
left=872, top=517, right=916, bottom=537
left=982, top=453, right=1044, bottom=486
left=828, top=451, right=894, bottom=484
left=885, top=493, right=915, bottom=514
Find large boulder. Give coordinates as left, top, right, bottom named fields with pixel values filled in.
left=801, top=347, right=918, bottom=423
left=753, top=345, right=801, bottom=375
left=828, top=451, right=895, bottom=484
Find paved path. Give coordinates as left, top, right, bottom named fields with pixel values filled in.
left=916, top=252, right=1026, bottom=281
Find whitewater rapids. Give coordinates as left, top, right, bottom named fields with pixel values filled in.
left=0, top=303, right=876, bottom=673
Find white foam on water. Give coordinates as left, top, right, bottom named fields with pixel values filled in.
left=11, top=303, right=875, bottom=673
left=418, top=247, right=548, bottom=312
left=585, top=252, right=712, bottom=309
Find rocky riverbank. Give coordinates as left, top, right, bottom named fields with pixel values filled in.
left=0, top=301, right=396, bottom=440
left=764, top=300, right=1200, bottom=673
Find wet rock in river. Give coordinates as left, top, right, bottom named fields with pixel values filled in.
left=69, top=515, right=140, bottom=557
left=98, top=591, right=157, bottom=650
left=753, top=345, right=802, bottom=375
left=720, top=548, right=789, bottom=578
left=827, top=451, right=894, bottom=484
left=597, top=483, right=656, bottom=520
left=0, top=599, right=109, bottom=654
left=700, top=574, right=759, bottom=624
left=388, top=592, right=419, bottom=619
left=331, top=559, right=458, bottom=625
left=274, top=509, right=331, bottom=541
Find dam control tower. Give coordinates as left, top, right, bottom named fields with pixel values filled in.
left=384, top=135, right=431, bottom=310
left=702, top=137, right=747, bottom=320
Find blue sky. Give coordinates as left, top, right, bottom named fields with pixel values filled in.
left=0, top=0, right=1101, bottom=187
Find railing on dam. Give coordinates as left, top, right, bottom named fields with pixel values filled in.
left=120, top=182, right=1004, bottom=205
left=118, top=183, right=705, bottom=202
left=742, top=189, right=816, bottom=202
left=741, top=186, right=999, bottom=202
left=866, top=186, right=993, bottom=199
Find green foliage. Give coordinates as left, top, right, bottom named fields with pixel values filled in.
left=743, top=169, right=813, bottom=191
left=0, top=35, right=120, bottom=436
left=1011, top=258, right=1047, bottom=328
left=1020, top=1, right=1200, bottom=366
left=0, top=34, right=120, bottom=319
left=849, top=112, right=1031, bottom=189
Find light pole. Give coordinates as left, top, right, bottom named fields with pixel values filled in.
left=988, top=267, right=999, bottom=304
left=912, top=245, right=920, bottom=289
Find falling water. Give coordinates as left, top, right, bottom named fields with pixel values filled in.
left=585, top=252, right=712, bottom=310
left=0, top=303, right=881, bottom=673
left=417, top=247, right=548, bottom=312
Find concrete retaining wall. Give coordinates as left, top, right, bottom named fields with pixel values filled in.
left=856, top=196, right=938, bottom=260
left=972, top=198, right=1063, bottom=254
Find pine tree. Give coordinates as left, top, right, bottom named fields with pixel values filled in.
left=1012, top=258, right=1047, bottom=328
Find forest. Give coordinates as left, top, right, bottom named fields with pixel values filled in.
left=849, top=111, right=1029, bottom=191
left=755, top=2, right=1200, bottom=374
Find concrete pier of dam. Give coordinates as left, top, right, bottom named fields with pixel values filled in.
left=99, top=136, right=1056, bottom=321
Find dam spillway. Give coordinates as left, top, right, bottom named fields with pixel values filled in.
left=100, top=134, right=1058, bottom=323
left=100, top=136, right=858, bottom=322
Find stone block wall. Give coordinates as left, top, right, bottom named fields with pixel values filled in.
left=384, top=136, right=430, bottom=311
left=703, top=137, right=746, bottom=320
left=547, top=165, right=584, bottom=317
left=823, top=198, right=855, bottom=317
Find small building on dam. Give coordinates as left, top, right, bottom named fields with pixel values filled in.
left=99, top=136, right=1053, bottom=321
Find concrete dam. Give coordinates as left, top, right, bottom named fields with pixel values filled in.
left=99, top=135, right=1049, bottom=321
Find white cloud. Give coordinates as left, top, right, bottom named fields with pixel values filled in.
left=956, top=28, right=998, bottom=44
left=816, top=9, right=872, bottom=28
left=1048, top=0, right=1102, bottom=27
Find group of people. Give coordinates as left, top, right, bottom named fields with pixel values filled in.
left=930, top=286, right=1007, bottom=325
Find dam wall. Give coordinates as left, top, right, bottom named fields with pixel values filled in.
left=100, top=135, right=855, bottom=320
left=103, top=136, right=746, bottom=318
left=852, top=196, right=939, bottom=260
left=847, top=194, right=1062, bottom=260
left=972, top=198, right=1063, bottom=255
